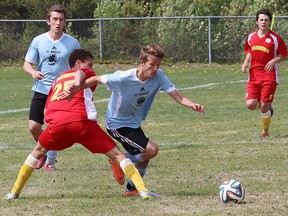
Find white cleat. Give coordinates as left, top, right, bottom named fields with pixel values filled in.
left=139, top=190, right=161, bottom=199
left=5, top=193, right=19, bottom=200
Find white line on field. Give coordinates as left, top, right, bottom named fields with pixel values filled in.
left=0, top=108, right=30, bottom=115
left=0, top=80, right=246, bottom=115
left=177, top=80, right=246, bottom=90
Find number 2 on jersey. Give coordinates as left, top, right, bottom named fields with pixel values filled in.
left=50, top=80, right=74, bottom=102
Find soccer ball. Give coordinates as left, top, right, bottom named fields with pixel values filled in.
left=219, top=179, right=245, bottom=203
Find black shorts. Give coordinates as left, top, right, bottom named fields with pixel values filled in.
left=29, top=92, right=47, bottom=125
left=107, top=127, right=149, bottom=155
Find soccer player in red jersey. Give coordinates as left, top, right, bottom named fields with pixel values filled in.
left=5, top=49, right=160, bottom=200
left=241, top=8, right=287, bottom=138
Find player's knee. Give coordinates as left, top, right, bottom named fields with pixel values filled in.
left=28, top=123, right=41, bottom=135
left=246, top=100, right=260, bottom=110
left=246, top=102, right=258, bottom=110
left=147, top=145, right=159, bottom=158
left=247, top=105, right=256, bottom=110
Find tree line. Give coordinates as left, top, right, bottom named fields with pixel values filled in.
left=1, top=0, right=287, bottom=20
left=1, top=0, right=287, bottom=63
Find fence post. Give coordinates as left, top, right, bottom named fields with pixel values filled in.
left=208, top=17, right=212, bottom=64
left=99, top=18, right=103, bottom=60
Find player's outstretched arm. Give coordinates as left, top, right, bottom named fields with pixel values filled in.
left=81, top=75, right=102, bottom=88
left=168, top=90, right=205, bottom=114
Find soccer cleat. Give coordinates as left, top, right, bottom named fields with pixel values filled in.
left=109, top=159, right=125, bottom=185
left=139, top=190, right=161, bottom=199
left=36, top=155, right=47, bottom=169
left=260, top=133, right=269, bottom=139
left=124, top=189, right=139, bottom=196
left=5, top=192, right=19, bottom=200
left=45, top=163, right=56, bottom=171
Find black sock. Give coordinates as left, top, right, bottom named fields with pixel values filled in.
left=126, top=182, right=136, bottom=191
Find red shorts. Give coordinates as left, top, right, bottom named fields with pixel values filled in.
left=39, top=120, right=116, bottom=154
left=246, top=80, right=277, bottom=102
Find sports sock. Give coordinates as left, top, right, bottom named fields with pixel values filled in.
left=124, top=152, right=138, bottom=163
left=120, top=158, right=147, bottom=192
left=261, top=110, right=271, bottom=134
left=135, top=154, right=144, bottom=162
left=46, top=150, right=57, bottom=164
left=11, top=154, right=38, bottom=195
left=125, top=152, right=144, bottom=163
left=126, top=165, right=147, bottom=190
left=126, top=181, right=136, bottom=191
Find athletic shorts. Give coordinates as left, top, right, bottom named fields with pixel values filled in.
left=39, top=120, right=116, bottom=154
left=29, top=92, right=47, bottom=125
left=107, top=127, right=149, bottom=155
left=246, top=80, right=277, bottom=103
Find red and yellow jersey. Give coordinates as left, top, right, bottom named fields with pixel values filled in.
left=244, top=30, right=287, bottom=83
left=44, top=68, right=97, bottom=127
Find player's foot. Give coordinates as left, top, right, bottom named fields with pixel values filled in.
left=36, top=155, right=47, bottom=169
left=139, top=190, right=161, bottom=199
left=5, top=192, right=19, bottom=200
left=109, top=159, right=125, bottom=185
left=45, top=163, right=56, bottom=171
left=124, top=189, right=139, bottom=196
left=269, top=105, right=273, bottom=117
left=260, top=133, right=269, bottom=139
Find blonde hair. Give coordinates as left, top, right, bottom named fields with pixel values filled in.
left=139, top=44, right=165, bottom=62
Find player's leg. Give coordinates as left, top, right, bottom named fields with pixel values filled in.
left=245, top=81, right=261, bottom=110
left=6, top=124, right=73, bottom=200
left=106, top=147, right=146, bottom=191
left=260, top=81, right=277, bottom=138
left=107, top=128, right=158, bottom=195
left=28, top=120, right=47, bottom=169
left=81, top=122, right=160, bottom=199
left=260, top=101, right=271, bottom=137
left=246, top=99, right=260, bottom=110
left=6, top=142, right=48, bottom=200
left=45, top=150, right=57, bottom=171
left=124, top=140, right=158, bottom=196
left=105, top=147, right=160, bottom=199
left=29, top=92, right=57, bottom=170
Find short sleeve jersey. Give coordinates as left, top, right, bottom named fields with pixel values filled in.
left=25, top=32, right=81, bottom=95
left=244, top=30, right=287, bottom=83
left=101, top=68, right=176, bottom=129
left=44, top=68, right=97, bottom=127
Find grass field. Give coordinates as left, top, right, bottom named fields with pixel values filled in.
left=1, top=62, right=288, bottom=216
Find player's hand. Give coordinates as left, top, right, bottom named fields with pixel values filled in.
left=67, top=84, right=81, bottom=94
left=264, top=60, right=275, bottom=71
left=31, top=71, right=44, bottom=80
left=241, top=63, right=248, bottom=73
left=57, top=91, right=72, bottom=101
left=57, top=84, right=81, bottom=101
left=191, top=103, right=205, bottom=115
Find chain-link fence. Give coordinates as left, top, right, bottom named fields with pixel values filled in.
left=1, top=16, right=288, bottom=64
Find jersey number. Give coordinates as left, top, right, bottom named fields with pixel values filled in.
left=50, top=80, right=74, bottom=102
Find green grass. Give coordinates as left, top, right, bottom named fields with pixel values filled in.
left=1, top=62, right=288, bottom=215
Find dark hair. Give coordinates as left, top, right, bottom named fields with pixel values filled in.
left=139, top=44, right=165, bottom=62
left=69, top=49, right=93, bottom=67
left=256, top=8, right=272, bottom=21
left=47, top=4, right=67, bottom=20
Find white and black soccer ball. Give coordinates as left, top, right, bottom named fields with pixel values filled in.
left=219, top=179, right=245, bottom=203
